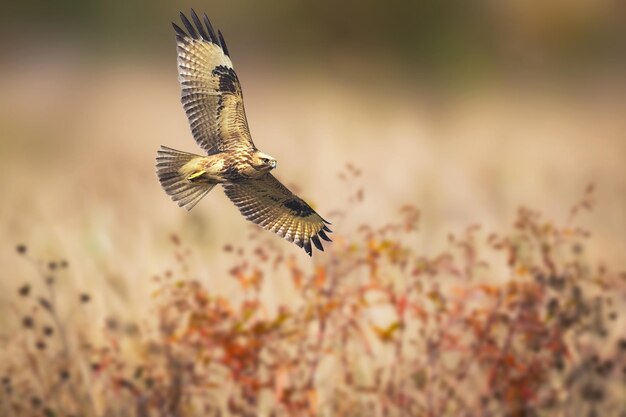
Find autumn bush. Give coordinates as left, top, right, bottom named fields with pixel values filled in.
left=2, top=175, right=625, bottom=417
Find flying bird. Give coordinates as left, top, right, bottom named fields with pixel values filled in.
left=156, top=10, right=331, bottom=256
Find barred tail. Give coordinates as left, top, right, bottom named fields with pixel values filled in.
left=155, top=146, right=215, bottom=211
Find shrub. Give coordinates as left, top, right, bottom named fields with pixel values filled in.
left=2, top=181, right=625, bottom=417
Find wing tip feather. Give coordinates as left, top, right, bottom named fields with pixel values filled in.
left=311, top=235, right=324, bottom=251
left=203, top=13, right=218, bottom=43
left=303, top=240, right=312, bottom=256
left=179, top=12, right=199, bottom=39
left=172, top=22, right=187, bottom=38
left=190, top=9, right=210, bottom=41
left=318, top=229, right=332, bottom=242
left=174, top=11, right=229, bottom=57
left=218, top=30, right=230, bottom=57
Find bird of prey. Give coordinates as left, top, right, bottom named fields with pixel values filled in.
left=156, top=10, right=331, bottom=256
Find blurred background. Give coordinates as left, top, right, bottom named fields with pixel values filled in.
left=1, top=0, right=625, bottom=321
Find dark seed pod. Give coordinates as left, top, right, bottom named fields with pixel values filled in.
left=22, top=316, right=34, bottom=329
left=18, top=284, right=31, bottom=297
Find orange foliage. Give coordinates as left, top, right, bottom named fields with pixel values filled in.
left=3, top=182, right=625, bottom=417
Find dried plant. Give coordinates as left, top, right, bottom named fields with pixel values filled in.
left=1, top=175, right=624, bottom=417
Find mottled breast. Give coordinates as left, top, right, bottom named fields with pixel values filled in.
left=221, top=152, right=258, bottom=182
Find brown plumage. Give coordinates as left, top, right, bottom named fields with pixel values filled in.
left=155, top=10, right=331, bottom=256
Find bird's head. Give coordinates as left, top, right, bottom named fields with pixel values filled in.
left=252, top=151, right=277, bottom=171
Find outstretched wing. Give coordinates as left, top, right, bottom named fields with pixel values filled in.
left=223, top=174, right=332, bottom=256
left=173, top=10, right=254, bottom=154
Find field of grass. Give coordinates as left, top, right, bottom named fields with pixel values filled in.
left=1, top=50, right=625, bottom=416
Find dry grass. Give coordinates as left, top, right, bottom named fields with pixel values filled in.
left=1, top=56, right=625, bottom=416
left=2, top=177, right=626, bottom=416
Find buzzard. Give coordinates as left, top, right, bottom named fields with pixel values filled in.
left=156, top=10, right=331, bottom=256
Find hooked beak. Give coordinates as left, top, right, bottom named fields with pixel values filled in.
left=271, top=160, right=277, bottom=169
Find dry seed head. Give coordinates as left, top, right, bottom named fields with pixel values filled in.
left=106, top=317, right=119, bottom=331
left=38, top=298, right=53, bottom=311
left=580, top=383, right=604, bottom=403
left=18, top=284, right=31, bottom=297
left=30, top=397, right=42, bottom=408
left=22, top=316, right=34, bottom=329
